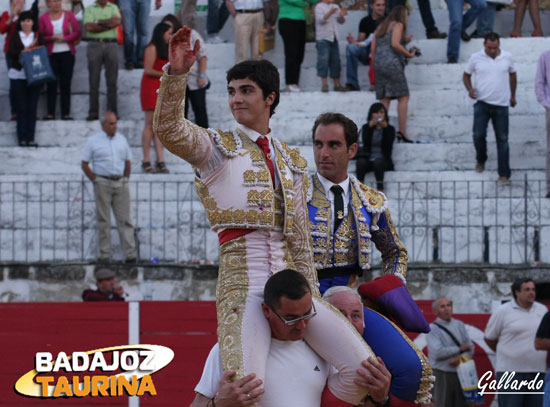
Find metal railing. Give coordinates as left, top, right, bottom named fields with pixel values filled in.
left=0, top=176, right=548, bottom=264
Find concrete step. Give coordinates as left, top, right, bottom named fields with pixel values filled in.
left=0, top=138, right=545, bottom=175
left=0, top=37, right=544, bottom=97
left=0, top=111, right=545, bottom=147
left=0, top=85, right=539, bottom=122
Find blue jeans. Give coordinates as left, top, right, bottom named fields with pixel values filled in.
left=445, top=0, right=486, bottom=59
left=207, top=0, right=229, bottom=34
left=544, top=368, right=550, bottom=407
left=476, top=2, right=496, bottom=35
left=119, top=0, right=150, bottom=65
left=316, top=39, right=341, bottom=78
left=496, top=372, right=545, bottom=407
left=473, top=101, right=510, bottom=177
left=345, top=43, right=370, bottom=87
left=389, top=0, right=438, bottom=33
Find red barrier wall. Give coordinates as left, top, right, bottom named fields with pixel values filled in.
left=0, top=301, right=497, bottom=406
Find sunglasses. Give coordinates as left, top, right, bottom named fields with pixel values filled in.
left=270, top=302, right=317, bottom=326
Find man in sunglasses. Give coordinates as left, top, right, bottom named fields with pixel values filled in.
left=190, top=269, right=391, bottom=407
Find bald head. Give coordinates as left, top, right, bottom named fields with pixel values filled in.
left=432, top=297, right=453, bottom=321
left=324, top=286, right=364, bottom=333
left=101, top=112, right=118, bottom=138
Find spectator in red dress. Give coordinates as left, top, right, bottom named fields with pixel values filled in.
left=0, top=0, right=25, bottom=120
left=82, top=268, right=125, bottom=301
left=140, top=22, right=172, bottom=174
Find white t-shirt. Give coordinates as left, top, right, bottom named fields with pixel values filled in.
left=464, top=48, right=516, bottom=107
left=51, top=13, right=70, bottom=54
left=195, top=340, right=332, bottom=407
left=484, top=300, right=547, bottom=373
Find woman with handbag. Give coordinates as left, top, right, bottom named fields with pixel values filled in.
left=7, top=10, right=44, bottom=147
left=39, top=0, right=81, bottom=120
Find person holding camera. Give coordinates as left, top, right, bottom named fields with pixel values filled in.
left=371, top=5, right=418, bottom=143
left=356, top=103, right=395, bottom=191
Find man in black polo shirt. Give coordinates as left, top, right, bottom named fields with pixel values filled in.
left=344, top=0, right=385, bottom=91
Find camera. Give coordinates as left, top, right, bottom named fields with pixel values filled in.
left=409, top=46, right=422, bottom=57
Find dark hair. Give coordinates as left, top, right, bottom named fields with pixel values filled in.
left=511, top=278, right=534, bottom=300
left=264, top=269, right=311, bottom=309
left=17, top=11, right=36, bottom=31
left=367, top=102, right=389, bottom=122
left=226, top=59, right=280, bottom=117
left=484, top=32, right=500, bottom=43
left=311, top=112, right=359, bottom=148
left=376, top=5, right=408, bottom=41
left=149, top=22, right=171, bottom=60
left=369, top=0, right=385, bottom=5
left=161, top=13, right=182, bottom=32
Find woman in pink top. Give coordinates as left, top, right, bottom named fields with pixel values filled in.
left=38, top=0, right=81, bottom=120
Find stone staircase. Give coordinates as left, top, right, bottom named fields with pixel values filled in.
left=0, top=7, right=549, bottom=263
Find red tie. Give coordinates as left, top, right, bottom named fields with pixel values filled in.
left=256, top=137, right=275, bottom=186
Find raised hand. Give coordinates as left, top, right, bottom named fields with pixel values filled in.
left=169, top=26, right=200, bottom=75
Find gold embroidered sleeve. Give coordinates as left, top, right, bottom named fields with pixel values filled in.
left=153, top=72, right=213, bottom=168
left=287, top=173, right=320, bottom=296
left=370, top=209, right=408, bottom=279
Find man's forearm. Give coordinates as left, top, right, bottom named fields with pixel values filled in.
left=124, top=161, right=131, bottom=178
left=510, top=73, right=517, bottom=99
left=463, top=73, right=473, bottom=92
left=81, top=162, right=95, bottom=181
left=189, top=392, right=212, bottom=407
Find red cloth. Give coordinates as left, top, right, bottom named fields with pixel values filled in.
left=320, top=386, right=354, bottom=407
left=140, top=56, right=168, bottom=110
left=369, top=56, right=375, bottom=85
left=0, top=11, right=17, bottom=53
left=358, top=274, right=403, bottom=299
left=255, top=137, right=275, bottom=186
left=218, top=228, right=254, bottom=245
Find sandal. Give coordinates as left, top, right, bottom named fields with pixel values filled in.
left=141, top=162, right=157, bottom=173
left=156, top=161, right=169, bottom=173
left=27, top=141, right=38, bottom=147
left=19, top=141, right=28, bottom=147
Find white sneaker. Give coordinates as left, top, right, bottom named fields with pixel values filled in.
left=206, top=35, right=226, bottom=44
left=287, top=84, right=301, bottom=92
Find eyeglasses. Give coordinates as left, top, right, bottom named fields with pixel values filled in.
left=271, top=302, right=317, bottom=326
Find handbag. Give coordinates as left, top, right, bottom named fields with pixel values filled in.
left=305, top=5, right=315, bottom=43
left=434, top=322, right=485, bottom=406
left=259, top=27, right=276, bottom=54
left=20, top=46, right=56, bottom=86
